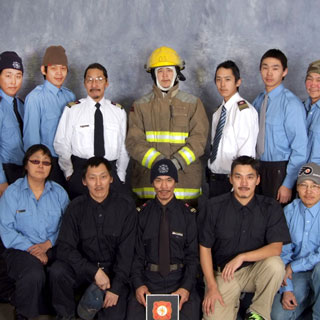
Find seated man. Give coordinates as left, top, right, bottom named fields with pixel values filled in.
left=271, top=163, right=320, bottom=319
left=49, top=157, right=136, bottom=320
left=199, top=156, right=291, bottom=320
left=126, top=159, right=201, bottom=320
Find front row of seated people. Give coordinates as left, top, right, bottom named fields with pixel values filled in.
left=0, top=149, right=319, bottom=320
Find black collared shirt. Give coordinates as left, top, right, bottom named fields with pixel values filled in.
left=131, top=197, right=198, bottom=292
left=56, top=192, right=137, bottom=295
left=199, top=193, right=291, bottom=269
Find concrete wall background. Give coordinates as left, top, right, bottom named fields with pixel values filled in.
left=1, top=0, right=319, bottom=115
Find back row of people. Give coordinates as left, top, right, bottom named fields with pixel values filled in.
left=0, top=46, right=318, bottom=205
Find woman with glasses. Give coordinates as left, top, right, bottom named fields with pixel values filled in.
left=0, top=144, right=69, bottom=320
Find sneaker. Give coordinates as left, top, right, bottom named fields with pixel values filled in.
left=245, top=311, right=265, bottom=320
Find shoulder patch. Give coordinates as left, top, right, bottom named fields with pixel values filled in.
left=17, top=97, right=24, bottom=104
left=130, top=105, right=134, bottom=112
left=111, top=101, right=123, bottom=109
left=136, top=202, right=148, bottom=213
left=184, top=202, right=197, bottom=214
left=237, top=100, right=249, bottom=111
left=67, top=100, right=80, bottom=108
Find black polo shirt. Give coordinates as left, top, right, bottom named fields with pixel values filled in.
left=199, top=192, right=291, bottom=270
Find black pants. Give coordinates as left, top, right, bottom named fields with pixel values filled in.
left=49, top=260, right=128, bottom=320
left=50, top=157, right=68, bottom=189
left=126, top=269, right=201, bottom=320
left=3, top=249, right=53, bottom=318
left=207, top=172, right=232, bottom=198
left=0, top=240, right=14, bottom=303
left=67, top=156, right=130, bottom=200
left=257, top=160, right=295, bottom=201
left=3, top=163, right=23, bottom=184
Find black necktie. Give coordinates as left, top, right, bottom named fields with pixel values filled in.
left=159, top=206, right=170, bottom=277
left=13, top=98, right=23, bottom=136
left=94, top=102, right=105, bottom=157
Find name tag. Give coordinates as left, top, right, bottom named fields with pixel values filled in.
left=16, top=209, right=26, bottom=213
left=172, top=231, right=183, bottom=237
left=80, top=124, right=89, bottom=128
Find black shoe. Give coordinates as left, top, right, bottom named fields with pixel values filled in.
left=15, top=313, right=28, bottom=320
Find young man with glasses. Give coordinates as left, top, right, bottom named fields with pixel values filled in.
left=54, top=63, right=129, bottom=199
left=271, top=162, right=320, bottom=320
left=23, top=45, right=75, bottom=188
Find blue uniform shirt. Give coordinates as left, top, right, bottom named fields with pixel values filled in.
left=304, top=97, right=320, bottom=164
left=253, top=84, right=308, bottom=188
left=23, top=80, right=75, bottom=157
left=280, top=199, right=320, bottom=292
left=0, top=176, right=69, bottom=251
left=0, top=89, right=25, bottom=183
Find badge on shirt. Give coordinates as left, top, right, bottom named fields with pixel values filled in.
left=237, top=100, right=249, bottom=111
left=172, top=231, right=183, bottom=237
left=80, top=124, right=90, bottom=128
left=16, top=209, right=26, bottom=213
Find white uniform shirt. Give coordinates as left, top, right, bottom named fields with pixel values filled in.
left=208, top=92, right=259, bottom=174
left=54, top=96, right=129, bottom=181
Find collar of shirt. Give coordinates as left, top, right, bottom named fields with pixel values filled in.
left=44, top=79, right=62, bottom=96
left=155, top=196, right=176, bottom=210
left=231, top=192, right=257, bottom=213
left=305, top=97, right=320, bottom=111
left=87, top=190, right=112, bottom=208
left=265, top=83, right=284, bottom=102
left=299, top=198, right=320, bottom=218
left=221, top=92, right=241, bottom=111
left=0, top=89, right=14, bottom=105
left=21, top=175, right=53, bottom=196
left=86, top=95, right=106, bottom=109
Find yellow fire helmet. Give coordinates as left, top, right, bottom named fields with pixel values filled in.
left=145, top=46, right=185, bottom=72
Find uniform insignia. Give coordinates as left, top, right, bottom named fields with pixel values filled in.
left=130, top=105, right=134, bottom=112
left=152, top=301, right=172, bottom=319
left=67, top=100, right=80, bottom=108
left=111, top=101, right=124, bottom=109
left=237, top=100, right=249, bottom=111
left=136, top=202, right=148, bottom=212
left=18, top=97, right=24, bottom=104
left=0, top=96, right=2, bottom=102
left=184, top=202, right=197, bottom=214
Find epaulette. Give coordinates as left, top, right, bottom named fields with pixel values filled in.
left=67, top=100, right=81, bottom=108
left=111, top=101, right=123, bottom=109
left=237, top=100, right=249, bottom=111
left=17, top=97, right=24, bottom=104
left=184, top=202, right=197, bottom=214
left=0, top=96, right=2, bottom=102
left=136, top=202, right=148, bottom=213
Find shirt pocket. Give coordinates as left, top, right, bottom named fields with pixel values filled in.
left=170, top=230, right=185, bottom=260
left=104, top=123, right=120, bottom=155
left=15, top=210, right=33, bottom=234
left=45, top=210, right=62, bottom=234
left=74, top=124, right=94, bottom=152
left=171, top=105, right=189, bottom=129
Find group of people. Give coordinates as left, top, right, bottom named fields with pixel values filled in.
left=0, top=43, right=318, bottom=320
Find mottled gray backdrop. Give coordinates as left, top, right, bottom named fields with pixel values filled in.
left=1, top=0, right=319, bottom=115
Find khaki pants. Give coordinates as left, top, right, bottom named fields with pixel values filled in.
left=203, top=256, right=285, bottom=320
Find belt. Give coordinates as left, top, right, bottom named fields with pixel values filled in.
left=146, top=263, right=184, bottom=272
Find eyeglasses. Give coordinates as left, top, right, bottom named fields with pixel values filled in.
left=298, top=183, right=320, bottom=191
left=28, top=159, right=52, bottom=166
left=85, top=76, right=106, bottom=83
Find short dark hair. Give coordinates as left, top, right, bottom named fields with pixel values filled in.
left=231, top=156, right=260, bottom=176
left=84, top=63, right=108, bottom=80
left=215, top=60, right=241, bottom=82
left=260, top=49, right=288, bottom=70
left=23, top=144, right=53, bottom=178
left=82, top=157, right=112, bottom=180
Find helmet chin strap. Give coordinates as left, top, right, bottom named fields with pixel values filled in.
left=155, top=66, right=177, bottom=92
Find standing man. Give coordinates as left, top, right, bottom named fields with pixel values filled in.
left=207, top=60, right=258, bottom=198
left=54, top=63, right=129, bottom=199
left=126, top=46, right=209, bottom=203
left=304, top=60, right=320, bottom=164
left=0, top=51, right=25, bottom=303
left=49, top=157, right=136, bottom=320
left=126, top=159, right=200, bottom=320
left=253, top=49, right=308, bottom=204
left=0, top=51, right=25, bottom=194
left=199, top=156, right=291, bottom=320
left=271, top=163, right=320, bottom=320
left=23, top=45, right=75, bottom=187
